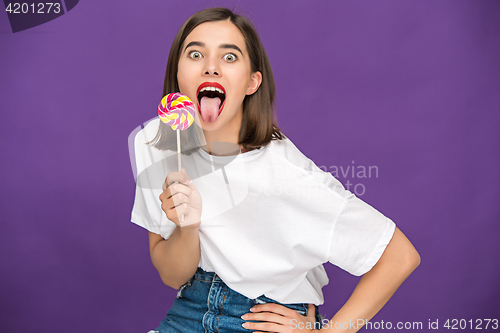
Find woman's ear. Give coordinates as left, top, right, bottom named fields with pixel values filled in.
left=246, top=71, right=262, bottom=96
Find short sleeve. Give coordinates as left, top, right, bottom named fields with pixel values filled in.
left=129, top=119, right=177, bottom=240
left=274, top=138, right=396, bottom=276
left=328, top=191, right=396, bottom=276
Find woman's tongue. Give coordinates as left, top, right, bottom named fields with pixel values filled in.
left=200, top=96, right=221, bottom=123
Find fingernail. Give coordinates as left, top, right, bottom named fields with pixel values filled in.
left=250, top=307, right=256, bottom=312
left=242, top=322, right=249, bottom=328
left=241, top=314, right=248, bottom=319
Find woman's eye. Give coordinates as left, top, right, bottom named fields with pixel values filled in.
left=223, top=54, right=237, bottom=62
left=189, top=51, right=202, bottom=60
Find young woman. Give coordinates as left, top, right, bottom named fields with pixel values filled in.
left=131, top=7, right=420, bottom=333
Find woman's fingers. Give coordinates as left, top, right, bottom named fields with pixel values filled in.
left=160, top=191, right=190, bottom=211
left=243, top=311, right=291, bottom=325
left=165, top=202, right=191, bottom=222
left=162, top=182, right=192, bottom=200
left=241, top=303, right=319, bottom=332
left=165, top=168, right=191, bottom=187
left=160, top=168, right=202, bottom=227
left=250, top=303, right=301, bottom=319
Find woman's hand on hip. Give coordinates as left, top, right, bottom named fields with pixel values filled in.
left=159, top=167, right=202, bottom=227
left=241, top=303, right=321, bottom=333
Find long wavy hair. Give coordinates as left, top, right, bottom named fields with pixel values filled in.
left=149, top=7, right=285, bottom=152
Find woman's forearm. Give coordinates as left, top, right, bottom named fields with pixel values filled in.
left=320, top=227, right=420, bottom=332
left=149, top=225, right=201, bottom=289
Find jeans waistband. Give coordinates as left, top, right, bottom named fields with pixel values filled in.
left=194, top=266, right=223, bottom=282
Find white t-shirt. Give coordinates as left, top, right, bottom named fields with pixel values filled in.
left=131, top=118, right=396, bottom=305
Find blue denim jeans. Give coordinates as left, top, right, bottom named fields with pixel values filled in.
left=151, top=267, right=324, bottom=333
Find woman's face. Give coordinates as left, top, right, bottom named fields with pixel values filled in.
left=177, top=20, right=262, bottom=134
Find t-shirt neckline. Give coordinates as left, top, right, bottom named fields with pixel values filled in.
left=196, top=143, right=268, bottom=164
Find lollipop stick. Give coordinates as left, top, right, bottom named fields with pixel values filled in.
left=177, top=129, right=181, bottom=172
left=176, top=129, right=185, bottom=224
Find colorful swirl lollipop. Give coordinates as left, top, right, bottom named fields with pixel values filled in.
left=157, top=93, right=196, bottom=224
left=158, top=93, right=195, bottom=130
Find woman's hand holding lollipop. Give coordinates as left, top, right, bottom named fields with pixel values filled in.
left=159, top=167, right=202, bottom=228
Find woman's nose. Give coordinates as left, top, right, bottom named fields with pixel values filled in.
left=203, top=58, right=220, bottom=76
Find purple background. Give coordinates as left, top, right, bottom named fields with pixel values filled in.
left=1, top=0, right=499, bottom=332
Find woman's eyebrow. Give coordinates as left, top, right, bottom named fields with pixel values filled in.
left=184, top=41, right=204, bottom=52
left=220, top=43, right=243, bottom=55
left=184, top=41, right=243, bottom=55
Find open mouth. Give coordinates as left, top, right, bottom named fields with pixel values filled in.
left=196, top=82, right=226, bottom=123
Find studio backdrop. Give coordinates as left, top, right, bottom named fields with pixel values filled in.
left=1, top=0, right=499, bottom=332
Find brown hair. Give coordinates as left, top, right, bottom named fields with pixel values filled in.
left=149, top=7, right=285, bottom=152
